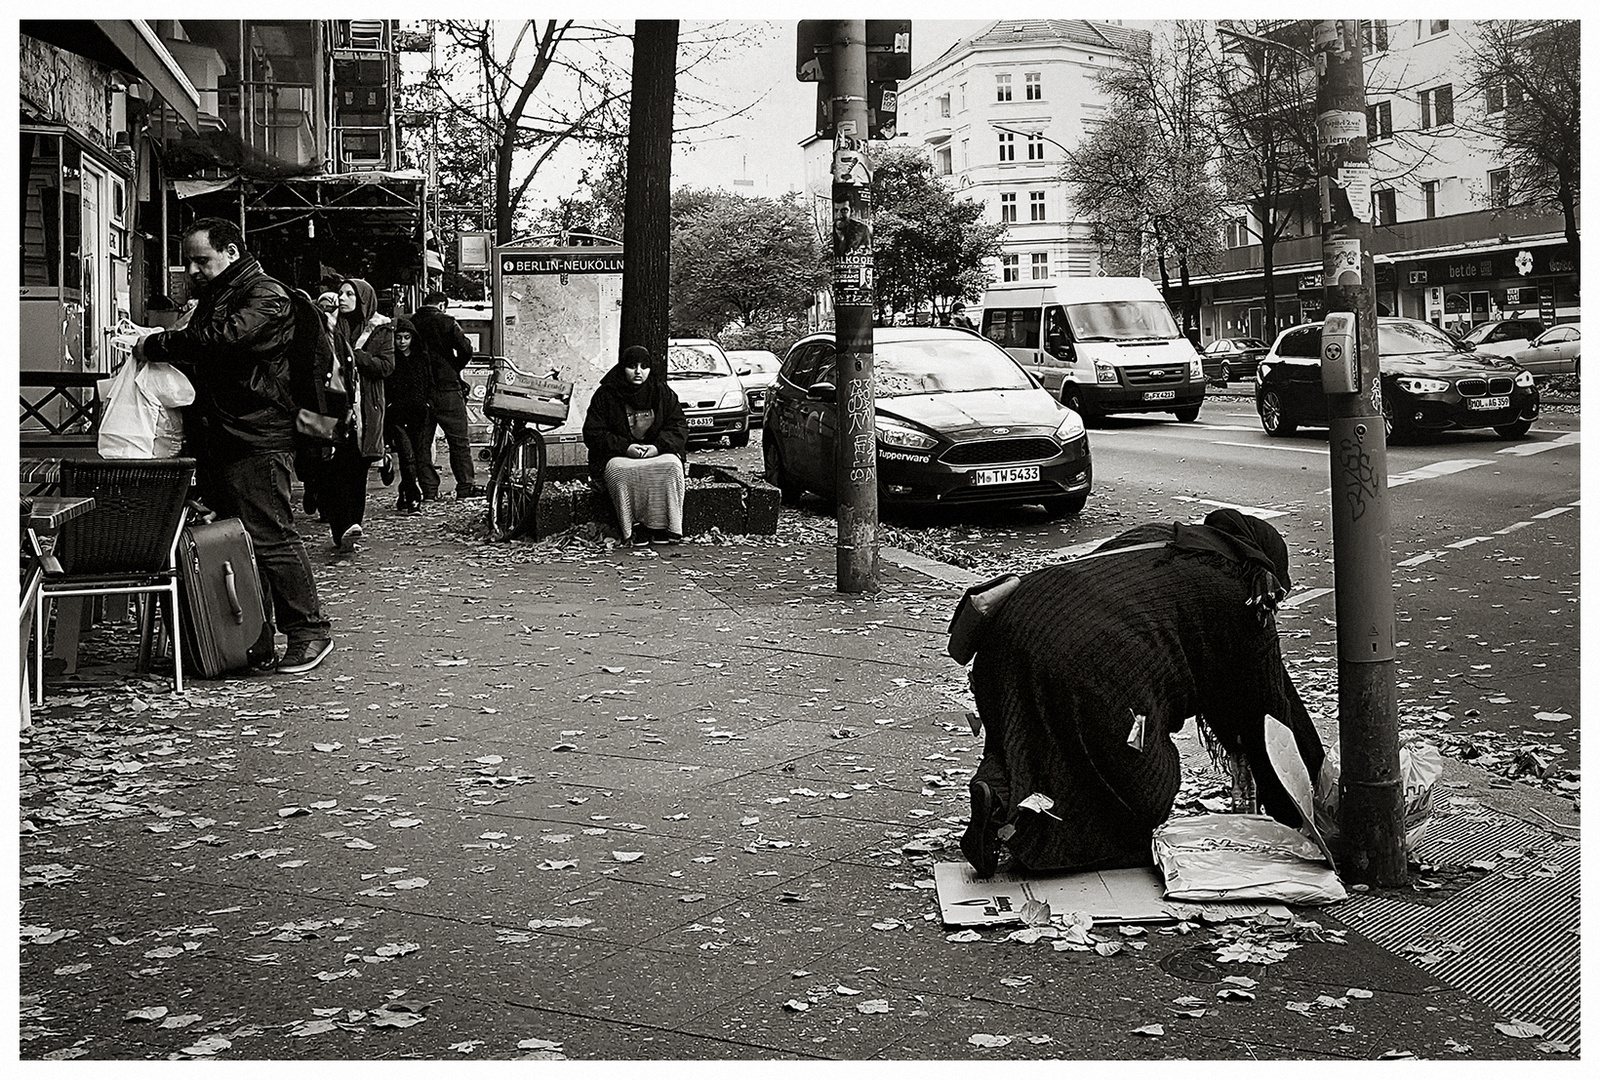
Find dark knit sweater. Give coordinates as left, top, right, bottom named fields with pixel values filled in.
left=968, top=523, right=1325, bottom=871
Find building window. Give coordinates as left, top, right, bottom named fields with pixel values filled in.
left=1030, top=252, right=1050, bottom=279
left=1025, top=72, right=1042, bottom=100
left=1224, top=217, right=1251, bottom=248
left=1419, top=84, right=1453, bottom=129
left=996, top=74, right=1012, bottom=102
left=935, top=146, right=952, bottom=176
left=1424, top=19, right=1450, bottom=36
left=960, top=138, right=969, bottom=170
left=1029, top=191, right=1046, bottom=221
left=1000, top=192, right=1017, bottom=223
left=998, top=131, right=1015, bottom=162
left=1026, top=134, right=1045, bottom=161
left=1002, top=254, right=1020, bottom=282
left=1367, top=101, right=1392, bottom=140
left=958, top=83, right=966, bottom=111
left=1488, top=169, right=1511, bottom=207
left=1422, top=179, right=1439, bottom=218
left=938, top=93, right=951, bottom=118
left=1361, top=20, right=1389, bottom=53
left=1373, top=188, right=1397, bottom=225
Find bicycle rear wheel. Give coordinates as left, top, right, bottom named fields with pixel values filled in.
left=486, top=425, right=546, bottom=542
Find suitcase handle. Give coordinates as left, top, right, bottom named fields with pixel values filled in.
left=221, top=560, right=244, bottom=623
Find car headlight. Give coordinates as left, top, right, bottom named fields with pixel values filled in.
left=876, top=420, right=938, bottom=450
left=1394, top=377, right=1450, bottom=394
left=1256, top=361, right=1272, bottom=383
left=1054, top=411, right=1085, bottom=442
left=1094, top=362, right=1118, bottom=384
left=718, top=389, right=746, bottom=410
left=1189, top=356, right=1204, bottom=381
left=1514, top=369, right=1535, bottom=388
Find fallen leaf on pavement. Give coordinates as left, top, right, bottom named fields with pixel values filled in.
left=1132, top=1024, right=1165, bottom=1037
left=1495, top=1020, right=1546, bottom=1038
left=968, top=1033, right=1012, bottom=1048
left=125, top=1006, right=169, bottom=1022
left=858, top=999, right=890, bottom=1014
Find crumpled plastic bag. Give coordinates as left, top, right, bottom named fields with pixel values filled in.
left=97, top=360, right=193, bottom=458
left=1312, top=741, right=1443, bottom=858
left=1152, top=813, right=1348, bottom=905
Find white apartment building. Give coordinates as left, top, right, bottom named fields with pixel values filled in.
left=1204, top=18, right=1577, bottom=342
left=894, top=20, right=1146, bottom=287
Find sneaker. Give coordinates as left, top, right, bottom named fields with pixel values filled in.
left=960, top=780, right=1001, bottom=879
left=379, top=453, right=396, bottom=486
left=337, top=523, right=363, bottom=551
left=455, top=484, right=484, bottom=499
left=631, top=530, right=653, bottom=547
left=652, top=532, right=682, bottom=545
left=278, top=638, right=333, bottom=674
left=248, top=649, right=281, bottom=674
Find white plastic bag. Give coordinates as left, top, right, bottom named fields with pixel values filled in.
left=97, top=361, right=192, bottom=458
left=1152, top=813, right=1348, bottom=905
left=1312, top=741, right=1444, bottom=857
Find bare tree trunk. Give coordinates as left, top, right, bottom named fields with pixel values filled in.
left=619, top=21, right=678, bottom=377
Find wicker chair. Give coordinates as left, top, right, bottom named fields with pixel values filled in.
left=33, top=457, right=196, bottom=705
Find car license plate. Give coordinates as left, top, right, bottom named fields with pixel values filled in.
left=971, top=466, right=1040, bottom=486
left=1143, top=389, right=1176, bottom=401
left=687, top=416, right=715, bottom=427
left=1469, top=394, right=1511, bottom=411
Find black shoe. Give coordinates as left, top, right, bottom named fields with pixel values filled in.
left=455, top=484, right=484, bottom=500
left=961, top=780, right=1001, bottom=879
left=652, top=532, right=682, bottom=545
left=247, top=647, right=280, bottom=674
left=631, top=530, right=653, bottom=547
left=278, top=639, right=333, bottom=675
left=380, top=453, right=396, bottom=486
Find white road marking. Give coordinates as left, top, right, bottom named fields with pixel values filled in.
left=1281, top=588, right=1332, bottom=608
left=1388, top=458, right=1494, bottom=487
left=1170, top=496, right=1288, bottom=519
left=1396, top=552, right=1443, bottom=568
left=1445, top=536, right=1493, bottom=549
left=1497, top=431, right=1579, bottom=456
left=1216, top=440, right=1327, bottom=455
left=1533, top=506, right=1574, bottom=519
left=1494, top=521, right=1532, bottom=535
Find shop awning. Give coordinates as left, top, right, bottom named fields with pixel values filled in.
left=23, top=20, right=200, bottom=132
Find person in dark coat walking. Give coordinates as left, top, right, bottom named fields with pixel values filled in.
left=322, top=277, right=394, bottom=551
left=410, top=290, right=480, bottom=499
left=384, top=315, right=428, bottom=512
left=582, top=345, right=689, bottom=545
left=958, top=510, right=1326, bottom=878
left=136, top=217, right=333, bottom=674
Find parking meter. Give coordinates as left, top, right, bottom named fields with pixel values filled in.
left=1321, top=312, right=1359, bottom=394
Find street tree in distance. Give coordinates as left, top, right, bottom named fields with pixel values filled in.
left=1462, top=20, right=1580, bottom=255
left=669, top=188, right=828, bottom=344
left=870, top=145, right=1007, bottom=325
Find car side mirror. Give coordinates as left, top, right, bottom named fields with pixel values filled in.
left=807, top=381, right=836, bottom=401
left=736, top=366, right=751, bottom=376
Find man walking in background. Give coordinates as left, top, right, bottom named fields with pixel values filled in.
left=410, top=290, right=481, bottom=500
left=138, top=217, right=334, bottom=674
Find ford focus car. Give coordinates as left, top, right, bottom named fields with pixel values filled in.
left=763, top=328, right=1092, bottom=516
left=1255, top=317, right=1539, bottom=440
left=667, top=339, right=751, bottom=447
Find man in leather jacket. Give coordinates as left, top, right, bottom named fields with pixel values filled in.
left=139, top=217, right=333, bottom=674
left=409, top=291, right=480, bottom=499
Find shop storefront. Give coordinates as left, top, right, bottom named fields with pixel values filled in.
left=1395, top=241, right=1578, bottom=335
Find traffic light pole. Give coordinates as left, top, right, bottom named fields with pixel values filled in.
left=1314, top=20, right=1407, bottom=886
left=829, top=20, right=879, bottom=594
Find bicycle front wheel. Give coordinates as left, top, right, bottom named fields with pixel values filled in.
left=486, top=426, right=546, bottom=542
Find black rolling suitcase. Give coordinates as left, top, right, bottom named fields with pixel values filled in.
left=177, top=518, right=268, bottom=678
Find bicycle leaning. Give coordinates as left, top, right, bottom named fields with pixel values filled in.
left=481, top=356, right=573, bottom=542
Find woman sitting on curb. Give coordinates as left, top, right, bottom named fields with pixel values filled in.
left=582, top=344, right=689, bottom=546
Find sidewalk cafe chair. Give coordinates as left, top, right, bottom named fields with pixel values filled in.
left=32, top=457, right=196, bottom=705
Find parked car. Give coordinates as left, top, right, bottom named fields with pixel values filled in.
left=763, top=327, right=1092, bottom=516
left=1255, top=317, right=1539, bottom=440
left=667, top=339, right=750, bottom=447
left=1513, top=322, right=1581, bottom=379
left=1201, top=337, right=1270, bottom=384
left=1458, top=317, right=1547, bottom=358
left=726, top=349, right=783, bottom=424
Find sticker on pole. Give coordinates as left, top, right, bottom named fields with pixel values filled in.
left=1323, top=239, right=1363, bottom=286
left=833, top=148, right=870, bottom=186
left=1317, top=110, right=1366, bottom=150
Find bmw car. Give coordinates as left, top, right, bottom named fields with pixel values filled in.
left=763, top=328, right=1092, bottom=516
left=1255, top=317, right=1539, bottom=440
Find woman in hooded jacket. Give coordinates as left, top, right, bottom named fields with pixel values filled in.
left=384, top=314, right=428, bottom=512
left=325, top=277, right=394, bottom=551
left=582, top=344, right=689, bottom=545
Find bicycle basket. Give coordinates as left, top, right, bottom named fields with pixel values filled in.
left=484, top=357, right=573, bottom=424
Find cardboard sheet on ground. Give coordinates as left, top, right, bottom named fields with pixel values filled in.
left=933, top=862, right=1291, bottom=927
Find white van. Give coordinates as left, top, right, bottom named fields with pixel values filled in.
left=980, top=278, right=1205, bottom=422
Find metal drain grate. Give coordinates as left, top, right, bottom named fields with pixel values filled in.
left=1331, top=809, right=1581, bottom=1052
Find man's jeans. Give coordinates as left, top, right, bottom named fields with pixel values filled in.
left=417, top=388, right=475, bottom=496
left=201, top=451, right=332, bottom=646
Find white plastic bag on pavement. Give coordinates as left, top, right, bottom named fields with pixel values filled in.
left=1312, top=741, right=1444, bottom=858
left=1152, top=813, right=1348, bottom=905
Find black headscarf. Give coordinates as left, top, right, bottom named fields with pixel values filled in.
left=611, top=344, right=659, bottom=409
left=1171, top=508, right=1292, bottom=623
